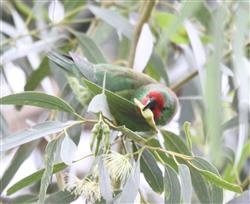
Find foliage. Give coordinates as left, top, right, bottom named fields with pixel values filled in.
left=0, top=0, right=249, bottom=203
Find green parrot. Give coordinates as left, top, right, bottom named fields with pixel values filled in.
left=48, top=52, right=178, bottom=126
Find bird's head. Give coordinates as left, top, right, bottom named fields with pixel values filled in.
left=134, top=84, right=178, bottom=125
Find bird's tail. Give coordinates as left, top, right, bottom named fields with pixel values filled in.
left=48, top=51, right=95, bottom=80
left=47, top=51, right=75, bottom=74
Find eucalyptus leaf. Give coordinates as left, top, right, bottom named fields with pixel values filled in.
left=184, top=19, right=206, bottom=68
left=183, top=121, right=192, bottom=151
left=1, top=36, right=62, bottom=64
left=146, top=51, right=169, bottom=85
left=7, top=163, right=67, bottom=195
left=87, top=93, right=114, bottom=121
left=64, top=0, right=85, bottom=13
left=88, top=5, right=133, bottom=39
left=0, top=91, right=75, bottom=113
left=160, top=129, right=192, bottom=156
left=115, top=126, right=145, bottom=143
left=24, top=58, right=50, bottom=91
left=140, top=148, right=163, bottom=193
left=237, top=140, right=250, bottom=172
left=60, top=134, right=77, bottom=165
left=189, top=168, right=212, bottom=203
left=38, top=139, right=59, bottom=203
left=71, top=31, right=107, bottom=63
left=10, top=194, right=38, bottom=204
left=154, top=12, right=189, bottom=44
left=133, top=24, right=154, bottom=72
left=82, top=78, right=153, bottom=131
left=164, top=164, right=181, bottom=204
left=145, top=138, right=177, bottom=169
left=14, top=0, right=35, bottom=19
left=0, top=141, right=39, bottom=193
left=179, top=164, right=192, bottom=204
left=44, top=190, right=78, bottom=204
left=189, top=157, right=242, bottom=193
left=0, top=120, right=81, bottom=152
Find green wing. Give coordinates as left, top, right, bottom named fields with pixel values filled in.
left=49, top=52, right=157, bottom=95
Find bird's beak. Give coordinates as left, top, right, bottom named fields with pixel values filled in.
left=143, top=98, right=157, bottom=111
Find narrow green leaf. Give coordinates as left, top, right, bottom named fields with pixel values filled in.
left=166, top=1, right=202, bottom=39
left=0, top=91, right=75, bottom=113
left=38, top=139, right=59, bottom=203
left=88, top=5, right=133, bottom=39
left=116, top=126, right=146, bottom=143
left=64, top=0, right=85, bottom=12
left=189, top=168, right=212, bottom=203
left=222, top=115, right=250, bottom=131
left=7, top=163, right=67, bottom=195
left=82, top=78, right=153, bottom=131
left=71, top=31, right=107, bottom=64
left=237, top=140, right=250, bottom=172
left=0, top=120, right=81, bottom=152
left=154, top=12, right=189, bottom=44
left=10, top=194, right=38, bottom=204
left=92, top=22, right=114, bottom=45
left=190, top=157, right=242, bottom=193
left=146, top=51, right=169, bottom=85
left=204, top=6, right=225, bottom=165
left=189, top=158, right=223, bottom=203
left=24, top=58, right=50, bottom=91
left=160, top=129, right=192, bottom=156
left=0, top=141, right=39, bottom=193
left=14, top=0, right=35, bottom=18
left=146, top=138, right=177, bottom=169
left=44, top=190, right=78, bottom=204
left=140, top=149, right=163, bottom=193
left=183, top=121, right=192, bottom=151
left=179, top=164, right=192, bottom=204
left=164, top=164, right=181, bottom=204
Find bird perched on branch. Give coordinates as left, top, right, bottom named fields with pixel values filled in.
left=48, top=52, right=178, bottom=126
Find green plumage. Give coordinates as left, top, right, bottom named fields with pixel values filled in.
left=48, top=52, right=178, bottom=126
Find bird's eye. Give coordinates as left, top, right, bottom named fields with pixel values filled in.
left=143, top=98, right=157, bottom=111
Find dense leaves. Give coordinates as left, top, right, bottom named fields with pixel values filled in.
left=0, top=92, right=75, bottom=113
left=1, top=1, right=248, bottom=203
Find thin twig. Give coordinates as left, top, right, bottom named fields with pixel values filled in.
left=171, top=69, right=198, bottom=92
left=170, top=41, right=250, bottom=92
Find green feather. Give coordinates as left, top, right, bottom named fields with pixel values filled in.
left=48, top=52, right=178, bottom=126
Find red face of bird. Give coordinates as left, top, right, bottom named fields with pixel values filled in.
left=141, top=91, right=165, bottom=121
left=134, top=84, right=178, bottom=125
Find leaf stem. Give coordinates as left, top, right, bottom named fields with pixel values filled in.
left=73, top=153, right=94, bottom=163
